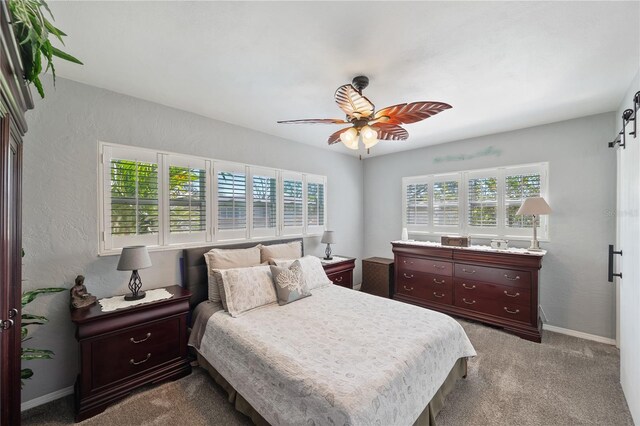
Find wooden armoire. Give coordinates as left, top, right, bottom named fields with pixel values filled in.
left=0, top=2, right=34, bottom=424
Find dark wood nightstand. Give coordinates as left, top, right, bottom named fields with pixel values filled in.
left=71, top=285, right=192, bottom=421
left=321, top=256, right=356, bottom=289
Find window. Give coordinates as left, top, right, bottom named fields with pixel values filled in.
left=99, top=142, right=328, bottom=253
left=402, top=163, right=548, bottom=240
left=215, top=162, right=247, bottom=240
left=306, top=175, right=326, bottom=234
left=281, top=172, right=304, bottom=235
left=251, top=167, right=278, bottom=238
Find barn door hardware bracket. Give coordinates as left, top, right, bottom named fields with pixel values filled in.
left=608, top=244, right=623, bottom=282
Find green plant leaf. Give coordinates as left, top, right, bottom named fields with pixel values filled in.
left=21, top=348, right=54, bottom=361
left=21, top=287, right=65, bottom=307
left=43, top=19, right=64, bottom=44
left=21, top=314, right=48, bottom=326
left=21, top=327, right=28, bottom=341
left=21, top=368, right=33, bottom=380
left=51, top=46, right=83, bottom=65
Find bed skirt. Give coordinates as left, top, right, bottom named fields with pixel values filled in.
left=195, top=351, right=468, bottom=426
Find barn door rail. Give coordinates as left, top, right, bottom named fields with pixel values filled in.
left=608, top=91, right=640, bottom=149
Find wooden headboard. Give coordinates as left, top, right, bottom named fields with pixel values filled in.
left=181, top=238, right=304, bottom=308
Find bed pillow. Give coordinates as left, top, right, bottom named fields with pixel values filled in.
left=260, top=241, right=302, bottom=264
left=274, top=255, right=332, bottom=290
left=270, top=260, right=311, bottom=305
left=204, top=246, right=262, bottom=303
left=219, top=265, right=278, bottom=317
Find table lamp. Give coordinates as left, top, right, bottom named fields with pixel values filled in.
left=321, top=231, right=335, bottom=260
left=117, top=246, right=152, bottom=301
left=516, top=197, right=552, bottom=251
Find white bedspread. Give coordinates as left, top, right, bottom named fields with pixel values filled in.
left=198, top=285, right=476, bottom=426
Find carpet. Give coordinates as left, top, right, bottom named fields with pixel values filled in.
left=22, top=319, right=633, bottom=425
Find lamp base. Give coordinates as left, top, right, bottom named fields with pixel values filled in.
left=324, top=256, right=333, bottom=260
left=124, top=290, right=146, bottom=301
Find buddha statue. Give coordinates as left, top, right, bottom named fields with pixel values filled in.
left=70, top=275, right=97, bottom=309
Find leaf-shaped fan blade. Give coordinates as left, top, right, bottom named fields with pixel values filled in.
left=374, top=102, right=452, bottom=125
left=277, top=118, right=349, bottom=124
left=327, top=127, right=351, bottom=145
left=334, top=84, right=375, bottom=118
left=372, top=124, right=409, bottom=141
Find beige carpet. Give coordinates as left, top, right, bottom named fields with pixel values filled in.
left=22, top=320, right=633, bottom=426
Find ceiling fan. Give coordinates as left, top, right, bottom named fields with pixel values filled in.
left=277, top=76, right=452, bottom=151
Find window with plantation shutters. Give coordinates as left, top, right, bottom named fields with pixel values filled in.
left=432, top=176, right=460, bottom=228
left=306, top=175, right=326, bottom=234
left=467, top=175, right=498, bottom=229
left=281, top=173, right=304, bottom=235
left=216, top=163, right=247, bottom=239
left=404, top=181, right=429, bottom=230
left=251, top=167, right=278, bottom=238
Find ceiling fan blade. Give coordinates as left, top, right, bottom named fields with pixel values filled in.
left=334, top=84, right=375, bottom=119
left=277, top=118, right=349, bottom=124
left=372, top=123, right=409, bottom=141
left=374, top=101, right=452, bottom=124
left=327, top=127, right=351, bottom=145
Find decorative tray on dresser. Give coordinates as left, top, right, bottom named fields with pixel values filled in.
left=321, top=256, right=356, bottom=289
left=70, top=285, right=192, bottom=421
left=391, top=241, right=545, bottom=342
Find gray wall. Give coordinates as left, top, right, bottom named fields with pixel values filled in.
left=20, top=77, right=364, bottom=402
left=363, top=113, right=617, bottom=339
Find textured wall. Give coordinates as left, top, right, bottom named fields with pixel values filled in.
left=363, top=113, right=617, bottom=339
left=21, top=77, right=364, bottom=402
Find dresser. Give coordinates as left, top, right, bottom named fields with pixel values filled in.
left=391, top=242, right=545, bottom=342
left=321, top=256, right=356, bottom=289
left=71, top=285, right=192, bottom=421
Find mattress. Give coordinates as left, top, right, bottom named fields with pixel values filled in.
left=193, top=284, right=476, bottom=426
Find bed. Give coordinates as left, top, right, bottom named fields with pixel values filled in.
left=183, top=239, right=476, bottom=426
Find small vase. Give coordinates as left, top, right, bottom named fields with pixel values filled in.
left=401, top=228, right=409, bottom=241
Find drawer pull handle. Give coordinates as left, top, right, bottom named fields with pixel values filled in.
left=130, top=353, right=151, bottom=365
left=504, top=274, right=520, bottom=281
left=462, top=298, right=476, bottom=305
left=433, top=292, right=445, bottom=298
left=462, top=268, right=476, bottom=274
left=462, top=283, right=476, bottom=290
left=403, top=260, right=413, bottom=264
left=433, top=278, right=445, bottom=284
left=334, top=276, right=343, bottom=283
left=403, top=285, right=414, bottom=291
left=130, top=333, right=151, bottom=344
left=503, top=291, right=520, bottom=298
left=504, top=307, right=520, bottom=314
left=433, top=264, right=446, bottom=270
left=403, top=273, right=414, bottom=279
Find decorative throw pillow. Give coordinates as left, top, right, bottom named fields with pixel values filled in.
left=270, top=260, right=311, bottom=305
left=260, top=241, right=302, bottom=264
left=204, top=246, right=261, bottom=304
left=274, top=255, right=332, bottom=291
left=219, top=265, right=278, bottom=318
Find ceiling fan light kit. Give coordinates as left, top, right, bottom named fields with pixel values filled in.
left=278, top=75, right=452, bottom=153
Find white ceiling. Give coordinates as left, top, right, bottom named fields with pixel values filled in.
left=48, top=1, right=640, bottom=157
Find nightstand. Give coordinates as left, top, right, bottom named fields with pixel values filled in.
left=321, top=256, right=356, bottom=289
left=71, top=285, right=192, bottom=421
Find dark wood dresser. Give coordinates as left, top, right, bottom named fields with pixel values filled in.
left=392, top=242, right=544, bottom=342
left=71, top=285, right=192, bottom=421
left=321, top=256, right=356, bottom=289
left=361, top=257, right=394, bottom=298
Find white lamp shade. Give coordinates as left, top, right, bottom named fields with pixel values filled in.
left=321, top=231, right=335, bottom=244
left=117, top=246, right=152, bottom=271
left=340, top=128, right=359, bottom=150
left=516, top=197, right=552, bottom=216
left=361, top=125, right=378, bottom=149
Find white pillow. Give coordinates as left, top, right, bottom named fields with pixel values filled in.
left=204, top=246, right=261, bottom=303
left=260, top=241, right=302, bottom=263
left=274, top=255, right=332, bottom=291
left=219, top=265, right=277, bottom=317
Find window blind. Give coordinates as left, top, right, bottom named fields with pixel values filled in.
left=168, top=166, right=206, bottom=234
left=505, top=173, right=541, bottom=228
left=467, top=177, right=498, bottom=227
left=307, top=182, right=325, bottom=227
left=406, top=183, right=429, bottom=226
left=252, top=175, right=277, bottom=230
left=217, top=170, right=246, bottom=231
left=283, top=178, right=303, bottom=228
left=433, top=180, right=459, bottom=227
left=110, top=159, right=159, bottom=236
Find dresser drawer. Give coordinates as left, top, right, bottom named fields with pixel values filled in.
left=454, top=279, right=531, bottom=306
left=397, top=256, right=453, bottom=276
left=454, top=263, right=531, bottom=288
left=396, top=272, right=453, bottom=304
left=328, top=270, right=353, bottom=288
left=91, top=317, right=182, bottom=389
left=453, top=292, right=531, bottom=323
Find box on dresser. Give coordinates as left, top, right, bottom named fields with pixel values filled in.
left=392, top=242, right=544, bottom=342
left=70, top=285, right=192, bottom=421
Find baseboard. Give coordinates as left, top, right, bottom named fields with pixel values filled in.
left=543, top=324, right=616, bottom=345
left=21, top=385, right=74, bottom=412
